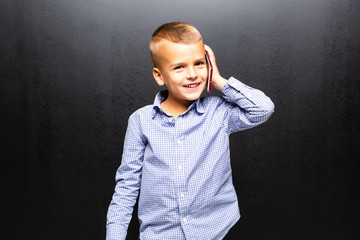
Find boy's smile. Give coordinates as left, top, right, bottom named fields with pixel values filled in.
left=152, top=39, right=207, bottom=114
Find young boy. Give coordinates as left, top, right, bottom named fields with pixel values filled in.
left=106, top=22, right=274, bottom=240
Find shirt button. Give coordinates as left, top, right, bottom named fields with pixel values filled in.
left=180, top=193, right=184, bottom=198
left=169, top=119, right=172, bottom=123
left=189, top=111, right=192, bottom=114
left=183, top=217, right=187, bottom=223
left=178, top=165, right=182, bottom=171
left=177, top=139, right=181, bottom=144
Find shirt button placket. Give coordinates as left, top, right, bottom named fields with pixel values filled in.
left=174, top=117, right=188, bottom=226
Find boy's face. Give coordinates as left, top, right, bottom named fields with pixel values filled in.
left=153, top=40, right=207, bottom=106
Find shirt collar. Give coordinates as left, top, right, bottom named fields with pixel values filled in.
left=151, top=90, right=205, bottom=118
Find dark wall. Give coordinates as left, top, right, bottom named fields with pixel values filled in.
left=1, top=0, right=359, bottom=239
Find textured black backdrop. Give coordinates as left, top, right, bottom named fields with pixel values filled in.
left=1, top=0, right=360, bottom=239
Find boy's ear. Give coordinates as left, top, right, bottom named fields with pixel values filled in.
left=153, top=67, right=165, bottom=86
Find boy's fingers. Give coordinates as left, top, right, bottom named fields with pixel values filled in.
left=204, top=44, right=218, bottom=72
left=204, top=44, right=214, bottom=57
left=205, top=45, right=217, bottom=67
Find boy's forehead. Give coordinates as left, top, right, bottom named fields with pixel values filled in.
left=157, top=39, right=205, bottom=59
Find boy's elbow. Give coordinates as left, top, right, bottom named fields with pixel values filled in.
left=263, top=98, right=275, bottom=120
left=255, top=91, right=275, bottom=117
left=256, top=97, right=275, bottom=122
left=267, top=98, right=275, bottom=115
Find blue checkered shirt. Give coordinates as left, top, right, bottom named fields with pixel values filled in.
left=106, top=77, right=274, bottom=240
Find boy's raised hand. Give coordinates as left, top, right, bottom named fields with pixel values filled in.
left=204, top=45, right=228, bottom=91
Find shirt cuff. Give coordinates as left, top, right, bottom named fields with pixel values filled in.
left=222, top=77, right=248, bottom=100
left=106, top=225, right=127, bottom=240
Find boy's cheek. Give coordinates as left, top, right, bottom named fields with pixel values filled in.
left=200, top=68, right=208, bottom=79
left=171, top=72, right=186, bottom=79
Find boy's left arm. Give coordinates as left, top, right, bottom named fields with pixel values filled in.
left=205, top=45, right=275, bottom=133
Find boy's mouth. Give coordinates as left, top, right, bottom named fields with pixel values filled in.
left=184, top=83, right=200, bottom=88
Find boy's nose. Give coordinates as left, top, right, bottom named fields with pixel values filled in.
left=186, top=67, right=197, bottom=80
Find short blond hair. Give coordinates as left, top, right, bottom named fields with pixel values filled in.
left=149, top=22, right=203, bottom=67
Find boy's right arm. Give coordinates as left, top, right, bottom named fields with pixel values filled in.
left=106, top=113, right=146, bottom=240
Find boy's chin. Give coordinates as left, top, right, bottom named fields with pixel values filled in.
left=184, top=92, right=204, bottom=101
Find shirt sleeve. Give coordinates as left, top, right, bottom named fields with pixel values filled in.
left=221, top=77, right=275, bottom=134
left=106, top=112, right=146, bottom=240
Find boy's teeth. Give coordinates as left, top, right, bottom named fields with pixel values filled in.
left=186, top=83, right=198, bottom=88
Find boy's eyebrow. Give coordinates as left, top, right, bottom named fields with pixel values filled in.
left=169, top=62, right=184, bottom=68
left=169, top=57, right=206, bottom=68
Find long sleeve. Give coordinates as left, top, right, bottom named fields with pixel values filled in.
left=106, top=113, right=146, bottom=240
left=221, top=77, right=275, bottom=134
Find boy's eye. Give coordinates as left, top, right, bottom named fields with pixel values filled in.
left=174, top=66, right=183, bottom=70
left=195, top=61, right=205, bottom=66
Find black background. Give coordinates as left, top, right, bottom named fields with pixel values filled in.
left=1, top=0, right=360, bottom=239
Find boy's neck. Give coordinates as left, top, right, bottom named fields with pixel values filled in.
left=160, top=97, right=194, bottom=119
